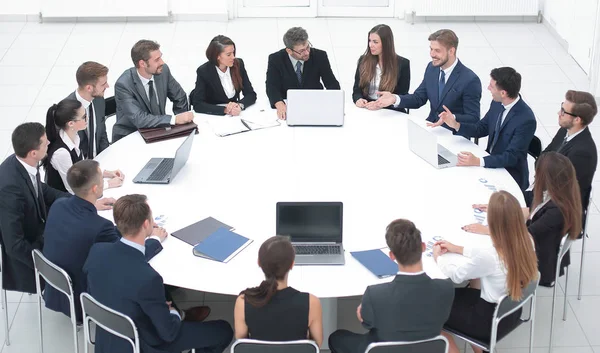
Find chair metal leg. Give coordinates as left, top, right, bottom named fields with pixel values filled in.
left=3, top=289, right=10, bottom=346
left=578, top=233, right=587, bottom=300
left=37, top=289, right=44, bottom=353
left=549, top=280, right=558, bottom=352
left=563, top=267, right=569, bottom=321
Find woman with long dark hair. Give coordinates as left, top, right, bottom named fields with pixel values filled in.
left=352, top=24, right=410, bottom=112
left=43, top=98, right=123, bottom=194
left=191, top=35, right=257, bottom=116
left=234, top=236, right=323, bottom=346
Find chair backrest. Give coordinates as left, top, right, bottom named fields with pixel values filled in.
left=231, top=339, right=319, bottom=353
left=494, top=274, right=539, bottom=322
left=80, top=292, right=140, bottom=353
left=31, top=249, right=73, bottom=298
left=365, top=335, right=449, bottom=353
left=105, top=96, right=117, bottom=118
left=528, top=136, right=542, bottom=160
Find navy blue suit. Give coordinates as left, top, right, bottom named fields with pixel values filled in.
left=84, top=241, right=232, bottom=353
left=42, top=196, right=163, bottom=322
left=398, top=60, right=481, bottom=127
left=458, top=96, right=536, bottom=190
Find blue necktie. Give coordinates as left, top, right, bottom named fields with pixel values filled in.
left=489, top=106, right=506, bottom=153
left=295, top=61, right=302, bottom=86
left=438, top=69, right=446, bottom=100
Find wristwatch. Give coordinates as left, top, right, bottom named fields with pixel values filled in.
left=239, top=103, right=245, bottom=111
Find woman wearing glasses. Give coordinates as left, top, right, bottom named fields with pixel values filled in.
left=353, top=24, right=411, bottom=112
left=43, top=98, right=123, bottom=193
left=191, top=35, right=257, bottom=116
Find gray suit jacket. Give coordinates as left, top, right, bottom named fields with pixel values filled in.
left=112, top=64, right=188, bottom=142
left=66, top=92, right=110, bottom=155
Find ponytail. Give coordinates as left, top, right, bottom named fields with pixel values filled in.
left=240, top=276, right=279, bottom=308
left=45, top=104, right=59, bottom=144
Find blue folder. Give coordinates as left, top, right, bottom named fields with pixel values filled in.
left=351, top=249, right=398, bottom=278
left=193, top=227, right=252, bottom=263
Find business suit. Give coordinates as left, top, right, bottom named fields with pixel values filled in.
left=84, top=241, right=232, bottom=353
left=191, top=59, right=257, bottom=115
left=113, top=64, right=189, bottom=142
left=266, top=48, right=340, bottom=108
left=66, top=91, right=110, bottom=155
left=398, top=60, right=481, bottom=127
left=352, top=55, right=411, bottom=113
left=0, top=155, right=68, bottom=294
left=329, top=273, right=454, bottom=353
left=42, top=196, right=162, bottom=322
left=458, top=97, right=536, bottom=190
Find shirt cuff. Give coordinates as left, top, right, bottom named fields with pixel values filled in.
left=103, top=180, right=109, bottom=189
left=169, top=115, right=176, bottom=126
left=148, top=235, right=161, bottom=243
left=393, top=95, right=401, bottom=108
left=169, top=309, right=182, bottom=321
left=479, top=157, right=485, bottom=167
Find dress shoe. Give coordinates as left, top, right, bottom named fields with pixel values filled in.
left=183, top=306, right=211, bottom=322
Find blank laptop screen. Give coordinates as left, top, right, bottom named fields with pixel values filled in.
left=276, top=202, right=343, bottom=243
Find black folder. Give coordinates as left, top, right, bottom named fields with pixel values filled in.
left=172, top=217, right=233, bottom=246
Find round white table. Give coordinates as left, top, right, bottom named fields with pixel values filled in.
left=95, top=104, right=524, bottom=347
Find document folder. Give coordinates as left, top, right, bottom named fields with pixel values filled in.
left=138, top=122, right=198, bottom=143
left=193, top=227, right=253, bottom=263
left=351, top=249, right=397, bottom=278
left=172, top=217, right=233, bottom=246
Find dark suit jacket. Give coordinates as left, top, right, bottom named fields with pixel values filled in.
left=66, top=91, right=110, bottom=154
left=527, top=201, right=569, bottom=285
left=191, top=59, right=257, bottom=115
left=458, top=97, right=536, bottom=190
left=113, top=64, right=189, bottom=142
left=84, top=241, right=180, bottom=353
left=0, top=154, right=68, bottom=293
left=352, top=54, right=411, bottom=113
left=359, top=273, right=454, bottom=351
left=543, top=127, right=597, bottom=209
left=266, top=48, right=340, bottom=108
left=398, top=60, right=481, bottom=127
left=42, top=196, right=162, bottom=322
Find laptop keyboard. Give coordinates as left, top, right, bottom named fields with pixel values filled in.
left=438, top=154, right=451, bottom=165
left=294, top=245, right=341, bottom=255
left=147, top=159, right=174, bottom=181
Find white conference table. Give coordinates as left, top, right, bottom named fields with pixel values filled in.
left=95, top=104, right=524, bottom=346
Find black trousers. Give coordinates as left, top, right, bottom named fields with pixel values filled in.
left=329, top=330, right=371, bottom=353
left=156, top=320, right=233, bottom=353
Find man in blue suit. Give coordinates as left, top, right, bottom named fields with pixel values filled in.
left=430, top=67, right=536, bottom=190
left=84, top=194, right=233, bottom=353
left=376, top=29, right=481, bottom=128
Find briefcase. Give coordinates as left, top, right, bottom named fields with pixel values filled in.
left=138, top=122, right=199, bottom=143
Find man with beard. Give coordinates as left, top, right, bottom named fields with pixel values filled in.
left=67, top=61, right=111, bottom=158
left=113, top=40, right=193, bottom=142
left=377, top=29, right=482, bottom=128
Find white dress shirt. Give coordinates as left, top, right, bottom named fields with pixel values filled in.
left=215, top=66, right=236, bottom=99
left=566, top=126, right=587, bottom=142
left=530, top=191, right=551, bottom=220
left=439, top=58, right=459, bottom=84
left=50, top=130, right=82, bottom=195
left=74, top=90, right=96, bottom=158
left=289, top=54, right=304, bottom=73
left=396, top=270, right=426, bottom=276
left=436, top=239, right=509, bottom=304
left=364, top=63, right=400, bottom=108
left=16, top=157, right=39, bottom=196
left=136, top=70, right=177, bottom=126
left=479, top=96, right=521, bottom=167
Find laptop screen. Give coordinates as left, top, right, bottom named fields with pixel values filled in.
left=276, top=202, right=343, bottom=243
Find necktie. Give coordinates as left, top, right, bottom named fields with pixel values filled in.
left=78, top=128, right=89, bottom=159
left=558, top=136, right=569, bottom=152
left=295, top=61, right=302, bottom=86
left=87, top=104, right=95, bottom=159
left=35, top=170, right=46, bottom=220
left=148, top=80, right=161, bottom=115
left=438, top=69, right=446, bottom=100
left=489, top=107, right=506, bottom=153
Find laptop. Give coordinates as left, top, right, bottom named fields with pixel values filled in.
left=133, top=131, right=195, bottom=184
left=286, top=89, right=344, bottom=126
left=407, top=118, right=457, bottom=169
left=276, top=202, right=345, bottom=265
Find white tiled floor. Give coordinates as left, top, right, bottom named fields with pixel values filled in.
left=0, top=17, right=599, bottom=353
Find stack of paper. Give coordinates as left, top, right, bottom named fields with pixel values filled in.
left=193, top=228, right=253, bottom=263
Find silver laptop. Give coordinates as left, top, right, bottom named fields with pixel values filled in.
left=286, top=89, right=344, bottom=126
left=407, top=119, right=457, bottom=169
left=133, top=131, right=195, bottom=184
left=276, top=202, right=345, bottom=265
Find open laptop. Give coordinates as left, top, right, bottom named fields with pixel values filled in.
left=133, top=131, right=195, bottom=184
left=286, top=90, right=344, bottom=126
left=407, top=119, right=457, bottom=169
left=276, top=202, right=345, bottom=265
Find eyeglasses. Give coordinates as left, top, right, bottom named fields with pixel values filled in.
left=289, top=41, right=312, bottom=56
left=560, top=103, right=577, bottom=117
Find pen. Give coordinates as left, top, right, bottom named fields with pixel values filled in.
left=240, top=119, right=251, bottom=131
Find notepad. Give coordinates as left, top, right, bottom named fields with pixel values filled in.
left=351, top=248, right=397, bottom=278
left=192, top=227, right=253, bottom=263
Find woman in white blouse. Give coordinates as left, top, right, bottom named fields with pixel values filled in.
left=433, top=191, right=538, bottom=353
left=190, top=35, right=257, bottom=116
left=43, top=99, right=123, bottom=194
left=352, top=24, right=410, bottom=113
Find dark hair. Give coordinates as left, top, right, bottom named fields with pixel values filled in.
left=490, top=67, right=521, bottom=99
left=565, top=90, right=598, bottom=125
left=76, top=61, right=109, bottom=87
left=385, top=219, right=422, bottom=266
left=532, top=152, right=582, bottom=239
left=12, top=122, right=46, bottom=158
left=358, top=24, right=399, bottom=96
left=131, top=40, right=161, bottom=68
left=428, top=29, right=459, bottom=50
left=206, top=35, right=243, bottom=91
left=67, top=160, right=101, bottom=196
left=283, top=27, right=308, bottom=49
left=42, top=99, right=83, bottom=170
left=113, top=194, right=152, bottom=236
left=240, top=236, right=295, bottom=308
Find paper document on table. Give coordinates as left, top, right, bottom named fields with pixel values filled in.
left=208, top=117, right=250, bottom=137
left=242, top=114, right=281, bottom=130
